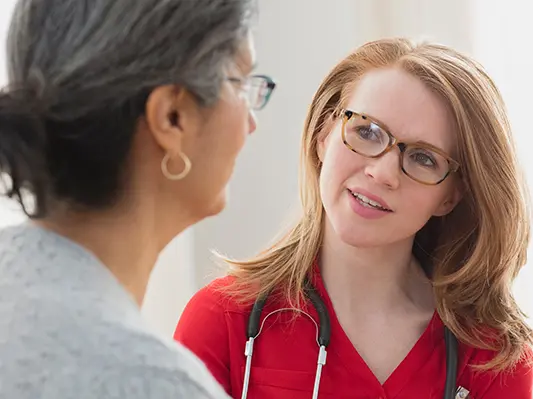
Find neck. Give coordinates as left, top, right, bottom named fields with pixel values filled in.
left=320, top=219, right=434, bottom=316
left=36, top=199, right=189, bottom=306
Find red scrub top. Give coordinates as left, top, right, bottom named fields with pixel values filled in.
left=174, top=269, right=533, bottom=398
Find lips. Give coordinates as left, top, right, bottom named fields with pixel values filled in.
left=348, top=189, right=392, bottom=212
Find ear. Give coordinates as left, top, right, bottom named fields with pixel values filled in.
left=144, top=85, right=200, bottom=155
left=433, top=182, right=463, bottom=217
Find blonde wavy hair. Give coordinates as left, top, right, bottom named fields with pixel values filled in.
left=221, top=38, right=533, bottom=371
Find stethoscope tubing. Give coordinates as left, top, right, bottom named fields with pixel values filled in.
left=242, top=281, right=459, bottom=399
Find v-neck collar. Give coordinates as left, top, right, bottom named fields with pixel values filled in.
left=309, top=260, right=445, bottom=397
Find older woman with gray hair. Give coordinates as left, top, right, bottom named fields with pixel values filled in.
left=0, top=0, right=275, bottom=398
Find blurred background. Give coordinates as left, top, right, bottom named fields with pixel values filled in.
left=0, top=0, right=531, bottom=337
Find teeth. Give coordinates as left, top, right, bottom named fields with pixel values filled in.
left=352, top=192, right=388, bottom=210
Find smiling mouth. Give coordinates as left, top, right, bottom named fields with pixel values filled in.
left=348, top=190, right=392, bottom=212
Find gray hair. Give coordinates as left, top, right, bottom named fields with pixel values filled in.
left=9, top=0, right=257, bottom=118
left=0, top=0, right=257, bottom=216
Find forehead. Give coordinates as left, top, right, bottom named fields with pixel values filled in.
left=346, top=67, right=456, bottom=153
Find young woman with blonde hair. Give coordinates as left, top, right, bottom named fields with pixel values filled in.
left=175, top=38, right=533, bottom=398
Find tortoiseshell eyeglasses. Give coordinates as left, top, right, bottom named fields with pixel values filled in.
left=338, top=109, right=460, bottom=185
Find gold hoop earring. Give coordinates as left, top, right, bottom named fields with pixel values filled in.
left=161, top=152, right=192, bottom=181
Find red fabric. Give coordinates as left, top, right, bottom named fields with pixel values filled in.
left=174, top=273, right=533, bottom=399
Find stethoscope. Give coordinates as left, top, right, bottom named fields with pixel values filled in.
left=241, top=279, right=471, bottom=399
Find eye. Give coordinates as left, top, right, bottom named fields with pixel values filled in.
left=410, top=151, right=436, bottom=167
left=354, top=124, right=382, bottom=141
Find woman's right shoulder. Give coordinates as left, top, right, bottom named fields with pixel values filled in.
left=175, top=275, right=252, bottom=393
left=183, top=275, right=250, bottom=315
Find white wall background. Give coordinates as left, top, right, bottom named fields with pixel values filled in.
left=471, top=0, right=533, bottom=324
left=0, top=0, right=531, bottom=337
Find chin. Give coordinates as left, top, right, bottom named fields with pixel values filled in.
left=329, top=213, right=391, bottom=248
left=335, top=217, right=418, bottom=249
left=204, top=189, right=227, bottom=218
left=338, top=228, right=384, bottom=248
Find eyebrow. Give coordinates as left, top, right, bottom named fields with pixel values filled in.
left=359, top=110, right=450, bottom=153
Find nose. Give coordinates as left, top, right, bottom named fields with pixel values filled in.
left=248, top=109, right=257, bottom=135
left=364, top=149, right=401, bottom=190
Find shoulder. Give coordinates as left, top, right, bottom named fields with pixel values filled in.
left=181, top=275, right=250, bottom=314
left=73, top=289, right=229, bottom=397
left=175, top=275, right=251, bottom=344
left=93, top=310, right=227, bottom=380
left=459, top=344, right=533, bottom=398
left=82, top=350, right=230, bottom=399
left=175, top=274, right=289, bottom=347
left=0, top=303, right=229, bottom=398
left=94, top=337, right=229, bottom=398
left=77, top=314, right=231, bottom=398
left=174, top=275, right=255, bottom=393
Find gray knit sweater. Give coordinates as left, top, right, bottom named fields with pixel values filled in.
left=0, top=223, right=229, bottom=399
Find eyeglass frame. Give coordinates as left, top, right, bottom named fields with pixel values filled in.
left=338, top=108, right=461, bottom=185
left=227, top=74, right=276, bottom=111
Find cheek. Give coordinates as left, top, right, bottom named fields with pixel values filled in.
left=202, top=106, right=249, bottom=184
left=208, top=102, right=248, bottom=152
left=402, top=185, right=447, bottom=221
left=320, top=139, right=364, bottom=198
left=222, top=108, right=249, bottom=157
